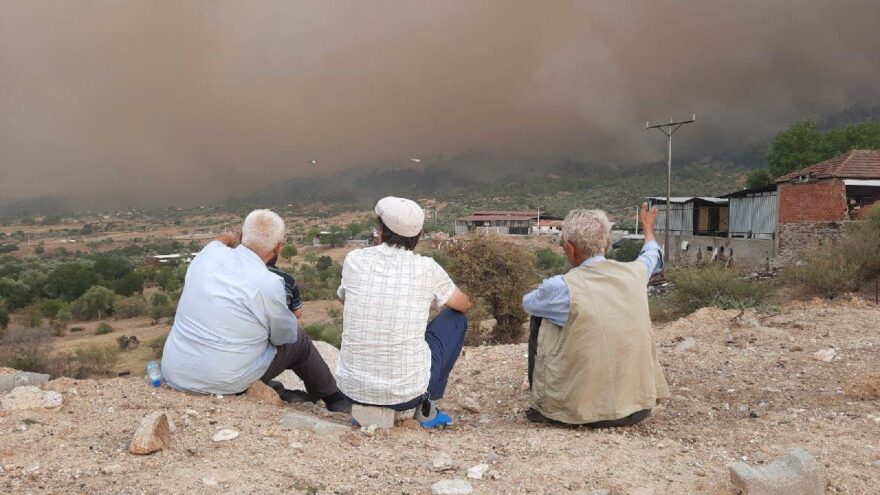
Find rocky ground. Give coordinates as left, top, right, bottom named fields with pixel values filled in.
left=2, top=299, right=879, bottom=494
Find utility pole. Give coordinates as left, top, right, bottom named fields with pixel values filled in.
left=646, top=115, right=696, bottom=260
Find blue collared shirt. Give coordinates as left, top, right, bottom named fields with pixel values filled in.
left=522, top=241, right=663, bottom=327
left=162, top=241, right=298, bottom=395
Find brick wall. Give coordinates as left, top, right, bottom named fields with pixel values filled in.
left=776, top=221, right=848, bottom=266
left=777, top=179, right=847, bottom=223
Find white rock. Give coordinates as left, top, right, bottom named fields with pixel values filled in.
left=813, top=348, right=836, bottom=363
left=467, top=463, right=489, bottom=479
left=431, top=479, right=473, bottom=495
left=202, top=477, right=219, bottom=487
left=212, top=429, right=239, bottom=442
left=431, top=453, right=455, bottom=472
left=1, top=386, right=63, bottom=411
left=460, top=397, right=481, bottom=413
left=674, top=337, right=697, bottom=353
left=99, top=464, right=122, bottom=475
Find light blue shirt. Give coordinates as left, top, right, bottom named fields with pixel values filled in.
left=522, top=241, right=663, bottom=327
left=162, top=241, right=298, bottom=395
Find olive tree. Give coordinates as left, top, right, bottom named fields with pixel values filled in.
left=446, top=234, right=537, bottom=344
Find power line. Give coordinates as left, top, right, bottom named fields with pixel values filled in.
left=646, top=115, right=696, bottom=264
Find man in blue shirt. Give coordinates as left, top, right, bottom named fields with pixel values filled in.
left=162, top=209, right=348, bottom=412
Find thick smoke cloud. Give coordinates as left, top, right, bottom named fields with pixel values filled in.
left=1, top=1, right=879, bottom=205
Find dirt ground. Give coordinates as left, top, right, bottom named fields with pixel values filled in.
left=2, top=299, right=879, bottom=494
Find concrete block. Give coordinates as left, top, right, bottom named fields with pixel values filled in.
left=728, top=448, right=823, bottom=495
left=0, top=372, right=50, bottom=393
left=351, top=404, right=395, bottom=429
left=280, top=413, right=350, bottom=434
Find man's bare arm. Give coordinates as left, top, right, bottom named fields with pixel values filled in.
left=445, top=288, right=472, bottom=313
left=639, top=202, right=658, bottom=245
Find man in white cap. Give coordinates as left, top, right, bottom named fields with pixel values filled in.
left=336, top=196, right=472, bottom=428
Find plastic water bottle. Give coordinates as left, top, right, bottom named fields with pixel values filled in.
left=146, top=361, right=162, bottom=388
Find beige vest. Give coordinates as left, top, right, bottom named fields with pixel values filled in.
left=530, top=260, right=670, bottom=424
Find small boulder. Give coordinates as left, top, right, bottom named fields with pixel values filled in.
left=431, top=479, right=473, bottom=495
left=460, top=397, right=481, bottom=413
left=129, top=412, right=172, bottom=455
left=280, top=413, right=349, bottom=434
left=674, top=337, right=697, bottom=353
left=467, top=463, right=489, bottom=480
left=431, top=453, right=456, bottom=472
left=728, top=448, right=822, bottom=495
left=212, top=429, right=239, bottom=442
left=1, top=386, right=63, bottom=411
left=813, top=349, right=836, bottom=363
left=245, top=381, right=283, bottom=406
left=351, top=404, right=395, bottom=429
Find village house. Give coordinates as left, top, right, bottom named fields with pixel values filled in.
left=454, top=210, right=562, bottom=236
left=775, top=149, right=880, bottom=263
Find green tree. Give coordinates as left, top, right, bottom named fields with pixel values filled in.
left=72, top=285, right=116, bottom=320
left=535, top=247, right=568, bottom=276
left=148, top=292, right=171, bottom=324
left=38, top=299, right=67, bottom=319
left=745, top=168, right=775, bottom=188
left=0, top=277, right=34, bottom=309
left=53, top=309, right=72, bottom=335
left=44, top=263, right=98, bottom=301
left=155, top=266, right=183, bottom=292
left=280, top=245, right=298, bottom=262
left=768, top=120, right=880, bottom=178
left=447, top=234, right=537, bottom=343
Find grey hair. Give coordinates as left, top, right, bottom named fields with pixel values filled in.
left=241, top=209, right=285, bottom=254
left=562, top=209, right=612, bottom=258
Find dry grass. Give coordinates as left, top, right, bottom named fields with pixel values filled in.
left=845, top=372, right=880, bottom=400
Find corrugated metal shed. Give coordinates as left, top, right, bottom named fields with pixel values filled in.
left=723, top=186, right=778, bottom=239
left=647, top=197, right=728, bottom=235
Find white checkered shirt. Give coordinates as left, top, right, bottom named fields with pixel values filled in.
left=335, top=243, right=456, bottom=405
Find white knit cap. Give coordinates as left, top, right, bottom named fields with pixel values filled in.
left=375, top=196, right=425, bottom=237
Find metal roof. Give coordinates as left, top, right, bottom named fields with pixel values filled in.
left=721, top=184, right=777, bottom=198
left=647, top=196, right=728, bottom=205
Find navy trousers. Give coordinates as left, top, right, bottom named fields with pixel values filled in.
left=347, top=308, right=468, bottom=411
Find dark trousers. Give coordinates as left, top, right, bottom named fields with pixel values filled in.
left=347, top=308, right=468, bottom=411
left=259, top=330, right=339, bottom=400
left=527, top=316, right=651, bottom=428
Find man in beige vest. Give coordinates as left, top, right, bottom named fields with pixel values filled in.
left=522, top=203, right=669, bottom=427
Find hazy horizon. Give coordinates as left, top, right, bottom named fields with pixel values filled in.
left=2, top=1, right=880, bottom=207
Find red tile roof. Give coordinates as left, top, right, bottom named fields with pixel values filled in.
left=776, top=149, right=880, bottom=183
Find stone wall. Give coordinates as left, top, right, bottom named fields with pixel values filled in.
left=776, top=221, right=849, bottom=266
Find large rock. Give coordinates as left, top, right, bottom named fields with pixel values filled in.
left=351, top=404, right=395, bottom=429
left=129, top=412, right=172, bottom=455
left=728, top=448, right=823, bottom=495
left=0, top=372, right=50, bottom=393
left=431, top=479, right=473, bottom=495
left=1, top=385, right=63, bottom=411
left=275, top=340, right=339, bottom=390
left=245, top=381, right=283, bottom=406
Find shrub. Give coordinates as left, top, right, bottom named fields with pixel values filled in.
left=116, top=334, right=140, bottom=351
left=67, top=345, right=119, bottom=377
left=69, top=326, right=84, bottom=333
left=534, top=247, right=567, bottom=276
left=148, top=335, right=167, bottom=358
left=115, top=295, right=147, bottom=319
left=447, top=234, right=537, bottom=344
left=608, top=240, right=642, bottom=263
left=303, top=321, right=342, bottom=348
left=37, top=299, right=67, bottom=319
left=325, top=303, right=342, bottom=319
left=783, top=249, right=858, bottom=299
left=668, top=265, right=769, bottom=314
left=0, top=301, right=8, bottom=331
left=95, top=321, right=113, bottom=335
left=19, top=305, right=43, bottom=328
left=0, top=328, right=51, bottom=372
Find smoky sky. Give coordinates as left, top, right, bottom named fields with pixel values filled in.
left=2, top=1, right=879, bottom=206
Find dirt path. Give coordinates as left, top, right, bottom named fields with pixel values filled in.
left=2, top=299, right=878, bottom=494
